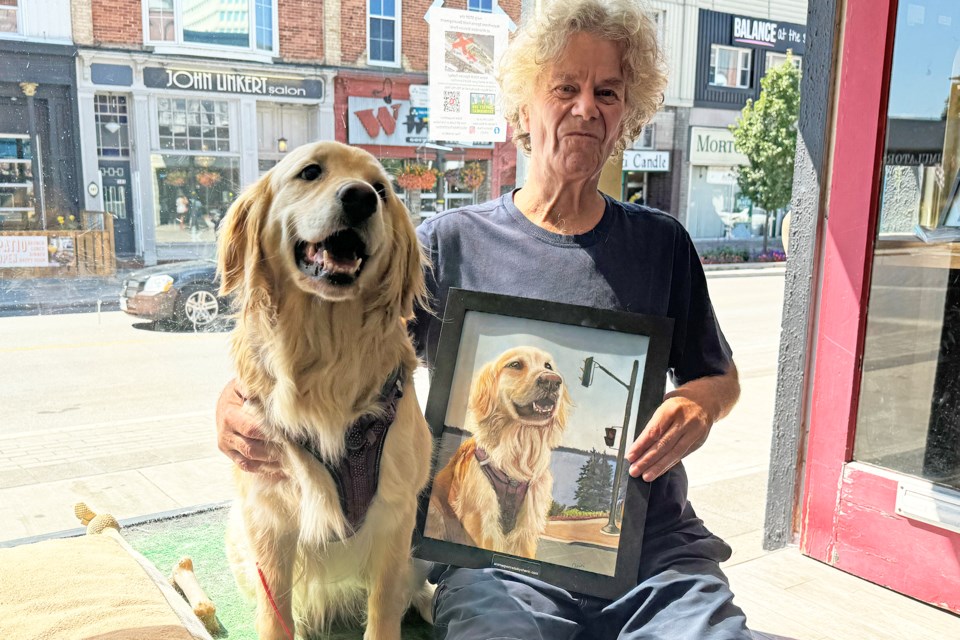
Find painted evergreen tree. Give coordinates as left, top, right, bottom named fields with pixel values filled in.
left=730, top=52, right=802, bottom=252
left=574, top=448, right=613, bottom=512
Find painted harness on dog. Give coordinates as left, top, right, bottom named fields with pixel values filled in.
left=474, top=447, right=530, bottom=535
left=296, top=367, right=404, bottom=536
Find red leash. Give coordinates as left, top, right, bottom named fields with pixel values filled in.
left=256, top=562, right=295, bottom=640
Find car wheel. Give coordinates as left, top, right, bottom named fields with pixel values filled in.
left=176, top=285, right=221, bottom=328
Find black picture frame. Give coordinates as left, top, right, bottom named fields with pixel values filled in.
left=413, top=289, right=674, bottom=600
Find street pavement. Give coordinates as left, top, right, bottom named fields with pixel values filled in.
left=0, top=270, right=132, bottom=317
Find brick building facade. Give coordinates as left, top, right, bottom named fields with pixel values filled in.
left=68, top=0, right=520, bottom=263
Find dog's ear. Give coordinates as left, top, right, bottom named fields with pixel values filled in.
left=394, top=199, right=428, bottom=319
left=372, top=197, right=427, bottom=321
left=217, top=174, right=273, bottom=304
left=469, top=361, right=499, bottom=423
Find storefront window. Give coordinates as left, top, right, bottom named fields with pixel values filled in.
left=855, top=0, right=960, bottom=489
left=157, top=98, right=231, bottom=152
left=687, top=165, right=752, bottom=238
left=151, top=154, right=238, bottom=244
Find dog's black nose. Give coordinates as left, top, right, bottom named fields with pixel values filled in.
left=338, top=183, right=379, bottom=227
left=537, top=373, right=562, bottom=393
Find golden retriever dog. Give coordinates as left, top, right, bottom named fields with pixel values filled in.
left=217, top=141, right=433, bottom=640
left=426, top=347, right=571, bottom=559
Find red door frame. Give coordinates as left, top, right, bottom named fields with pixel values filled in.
left=801, top=0, right=960, bottom=611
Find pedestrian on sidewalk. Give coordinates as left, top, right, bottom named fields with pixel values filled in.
left=214, top=0, right=748, bottom=637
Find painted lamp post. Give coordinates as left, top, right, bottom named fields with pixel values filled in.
left=580, top=356, right=640, bottom=535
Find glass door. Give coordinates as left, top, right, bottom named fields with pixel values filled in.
left=802, top=0, right=960, bottom=613
left=0, top=134, right=35, bottom=229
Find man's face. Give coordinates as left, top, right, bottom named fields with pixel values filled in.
left=520, top=33, right=626, bottom=181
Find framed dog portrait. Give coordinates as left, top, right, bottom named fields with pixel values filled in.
left=414, top=289, right=673, bottom=600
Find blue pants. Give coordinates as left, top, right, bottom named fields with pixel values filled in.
left=430, top=472, right=750, bottom=640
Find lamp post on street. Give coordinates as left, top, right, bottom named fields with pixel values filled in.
left=580, top=356, right=640, bottom=534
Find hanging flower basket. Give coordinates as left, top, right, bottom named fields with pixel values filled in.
left=164, top=170, right=188, bottom=187
left=443, top=163, right=487, bottom=191
left=196, top=170, right=222, bottom=188
left=460, top=162, right=486, bottom=191
left=397, top=163, right=439, bottom=191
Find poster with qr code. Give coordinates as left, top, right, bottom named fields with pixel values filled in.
left=429, top=8, right=508, bottom=143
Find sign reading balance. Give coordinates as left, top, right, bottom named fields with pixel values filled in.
left=143, top=67, right=324, bottom=99
left=731, top=15, right=806, bottom=55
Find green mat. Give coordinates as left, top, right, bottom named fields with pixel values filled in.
left=123, top=506, right=432, bottom=640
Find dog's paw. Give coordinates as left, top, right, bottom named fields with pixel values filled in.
left=411, top=581, right=436, bottom=624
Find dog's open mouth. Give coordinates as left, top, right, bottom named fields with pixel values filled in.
left=296, top=229, right=369, bottom=287
left=514, top=396, right=558, bottom=423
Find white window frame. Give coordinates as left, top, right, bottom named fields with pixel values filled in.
left=149, top=94, right=240, bottom=156
left=142, top=0, right=279, bottom=62
left=94, top=93, right=132, bottom=159
left=467, top=0, right=493, bottom=13
left=0, top=0, right=21, bottom=36
left=650, top=10, right=665, bottom=47
left=367, top=0, right=402, bottom=68
left=0, top=133, right=35, bottom=219
left=709, top=44, right=752, bottom=89
left=635, top=124, right=656, bottom=150
left=765, top=51, right=802, bottom=74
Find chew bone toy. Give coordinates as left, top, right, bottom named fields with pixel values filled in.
left=171, top=557, right=218, bottom=635
left=73, top=502, right=219, bottom=635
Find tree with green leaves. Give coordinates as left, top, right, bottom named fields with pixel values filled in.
left=574, top=448, right=613, bottom=513
left=730, top=53, right=802, bottom=253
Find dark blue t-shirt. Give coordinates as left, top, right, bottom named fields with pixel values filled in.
left=412, top=192, right=732, bottom=383
left=412, top=193, right=735, bottom=555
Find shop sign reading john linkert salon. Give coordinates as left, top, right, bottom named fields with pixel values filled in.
left=143, top=67, right=324, bottom=99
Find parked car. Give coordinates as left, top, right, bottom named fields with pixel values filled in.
left=119, top=259, right=230, bottom=328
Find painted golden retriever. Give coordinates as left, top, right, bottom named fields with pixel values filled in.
left=217, top=141, right=433, bottom=640
left=426, top=346, right=571, bottom=559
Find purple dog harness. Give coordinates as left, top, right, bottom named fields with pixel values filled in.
left=296, top=367, right=404, bottom=536
left=474, top=447, right=530, bottom=534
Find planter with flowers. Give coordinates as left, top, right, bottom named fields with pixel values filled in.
left=55, top=214, right=80, bottom=231
left=164, top=169, right=189, bottom=187
left=196, top=170, right=221, bottom=188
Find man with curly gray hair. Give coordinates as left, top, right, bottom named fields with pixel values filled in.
left=217, top=0, right=751, bottom=638
left=416, top=1, right=751, bottom=638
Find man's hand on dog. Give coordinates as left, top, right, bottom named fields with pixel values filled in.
left=626, top=365, right=740, bottom=482
left=216, top=379, right=285, bottom=478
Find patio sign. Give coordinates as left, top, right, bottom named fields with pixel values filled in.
left=0, top=235, right=49, bottom=268
left=0, top=235, right=76, bottom=268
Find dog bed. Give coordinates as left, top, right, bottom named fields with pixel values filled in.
left=0, top=532, right=212, bottom=640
